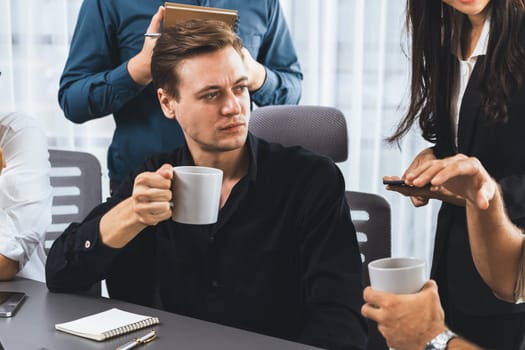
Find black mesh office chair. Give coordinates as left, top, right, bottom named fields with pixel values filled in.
left=250, top=105, right=391, bottom=350
left=47, top=149, right=103, bottom=295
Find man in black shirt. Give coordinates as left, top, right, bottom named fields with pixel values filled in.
left=46, top=20, right=367, bottom=350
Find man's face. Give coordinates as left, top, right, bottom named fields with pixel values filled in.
left=158, top=46, right=250, bottom=154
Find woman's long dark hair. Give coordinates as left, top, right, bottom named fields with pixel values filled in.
left=388, top=0, right=525, bottom=144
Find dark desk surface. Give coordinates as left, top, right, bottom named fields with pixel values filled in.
left=0, top=278, right=319, bottom=350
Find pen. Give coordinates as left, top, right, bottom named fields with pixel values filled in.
left=144, top=33, right=162, bottom=38
left=116, top=330, right=157, bottom=350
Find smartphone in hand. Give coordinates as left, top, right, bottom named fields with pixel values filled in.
left=383, top=179, right=432, bottom=189
left=382, top=179, right=409, bottom=186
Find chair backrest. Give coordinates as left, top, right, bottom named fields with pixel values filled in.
left=250, top=105, right=391, bottom=350
left=346, top=191, right=391, bottom=350
left=46, top=150, right=102, bottom=253
left=345, top=191, right=391, bottom=285
left=250, top=105, right=348, bottom=162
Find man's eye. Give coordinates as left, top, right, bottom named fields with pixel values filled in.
left=203, top=92, right=219, bottom=100
left=234, top=85, right=248, bottom=94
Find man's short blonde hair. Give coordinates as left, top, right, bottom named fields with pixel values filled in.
left=151, top=19, right=244, bottom=99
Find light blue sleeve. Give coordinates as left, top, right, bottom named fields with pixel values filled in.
left=58, top=0, right=146, bottom=123
left=250, top=0, right=303, bottom=106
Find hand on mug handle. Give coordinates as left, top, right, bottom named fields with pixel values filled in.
left=131, top=163, right=173, bottom=226
left=362, top=280, right=447, bottom=350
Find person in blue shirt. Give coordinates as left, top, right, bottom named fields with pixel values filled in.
left=58, top=0, right=302, bottom=191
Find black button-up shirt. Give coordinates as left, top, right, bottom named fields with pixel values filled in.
left=46, top=134, right=367, bottom=349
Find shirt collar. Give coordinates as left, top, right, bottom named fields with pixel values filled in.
left=245, top=133, right=258, bottom=184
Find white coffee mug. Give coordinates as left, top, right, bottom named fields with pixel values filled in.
left=171, top=166, right=223, bottom=225
left=368, top=257, right=426, bottom=294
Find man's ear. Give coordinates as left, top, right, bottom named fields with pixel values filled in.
left=157, top=88, right=177, bottom=119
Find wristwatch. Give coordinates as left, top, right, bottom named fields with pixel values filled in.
left=424, top=329, right=457, bottom=350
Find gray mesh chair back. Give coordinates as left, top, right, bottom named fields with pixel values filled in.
left=250, top=105, right=348, bottom=162
left=347, top=190, right=391, bottom=350
left=47, top=149, right=103, bottom=296
left=250, top=105, right=391, bottom=349
left=345, top=191, right=391, bottom=285
left=46, top=149, right=102, bottom=253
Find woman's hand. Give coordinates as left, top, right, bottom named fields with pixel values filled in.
left=384, top=148, right=468, bottom=207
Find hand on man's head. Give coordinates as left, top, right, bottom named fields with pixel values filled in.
left=241, top=47, right=266, bottom=92
left=128, top=6, right=165, bottom=86
left=131, top=163, right=173, bottom=226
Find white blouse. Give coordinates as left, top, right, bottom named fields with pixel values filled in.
left=451, top=17, right=491, bottom=148
left=0, top=112, right=52, bottom=282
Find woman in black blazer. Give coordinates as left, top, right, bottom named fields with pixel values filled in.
left=387, top=0, right=525, bottom=348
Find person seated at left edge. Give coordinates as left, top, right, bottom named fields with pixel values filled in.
left=0, top=110, right=52, bottom=282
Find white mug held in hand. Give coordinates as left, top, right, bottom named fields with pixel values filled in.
left=171, top=166, right=223, bottom=225
left=368, top=257, right=426, bottom=294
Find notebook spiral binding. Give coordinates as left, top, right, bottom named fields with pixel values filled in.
left=103, top=317, right=160, bottom=340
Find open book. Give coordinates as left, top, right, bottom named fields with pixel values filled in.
left=55, top=308, right=160, bottom=341
left=164, top=2, right=239, bottom=30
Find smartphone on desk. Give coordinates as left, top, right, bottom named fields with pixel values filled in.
left=0, top=291, right=25, bottom=317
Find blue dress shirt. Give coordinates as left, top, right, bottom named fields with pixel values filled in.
left=58, top=0, right=302, bottom=183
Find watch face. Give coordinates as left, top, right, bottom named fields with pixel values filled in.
left=435, top=332, right=450, bottom=346
left=425, top=330, right=456, bottom=350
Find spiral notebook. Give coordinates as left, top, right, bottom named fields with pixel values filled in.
left=163, top=2, right=239, bottom=30
left=55, top=308, right=160, bottom=341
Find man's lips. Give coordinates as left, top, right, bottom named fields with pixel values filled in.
left=219, top=122, right=245, bottom=131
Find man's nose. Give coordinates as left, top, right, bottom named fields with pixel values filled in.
left=221, top=91, right=241, bottom=116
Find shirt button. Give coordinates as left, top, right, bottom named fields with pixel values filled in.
left=211, top=280, right=219, bottom=288
left=209, top=235, right=215, bottom=243
left=84, top=240, right=91, bottom=249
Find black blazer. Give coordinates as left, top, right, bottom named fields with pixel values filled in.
left=432, top=53, right=525, bottom=317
